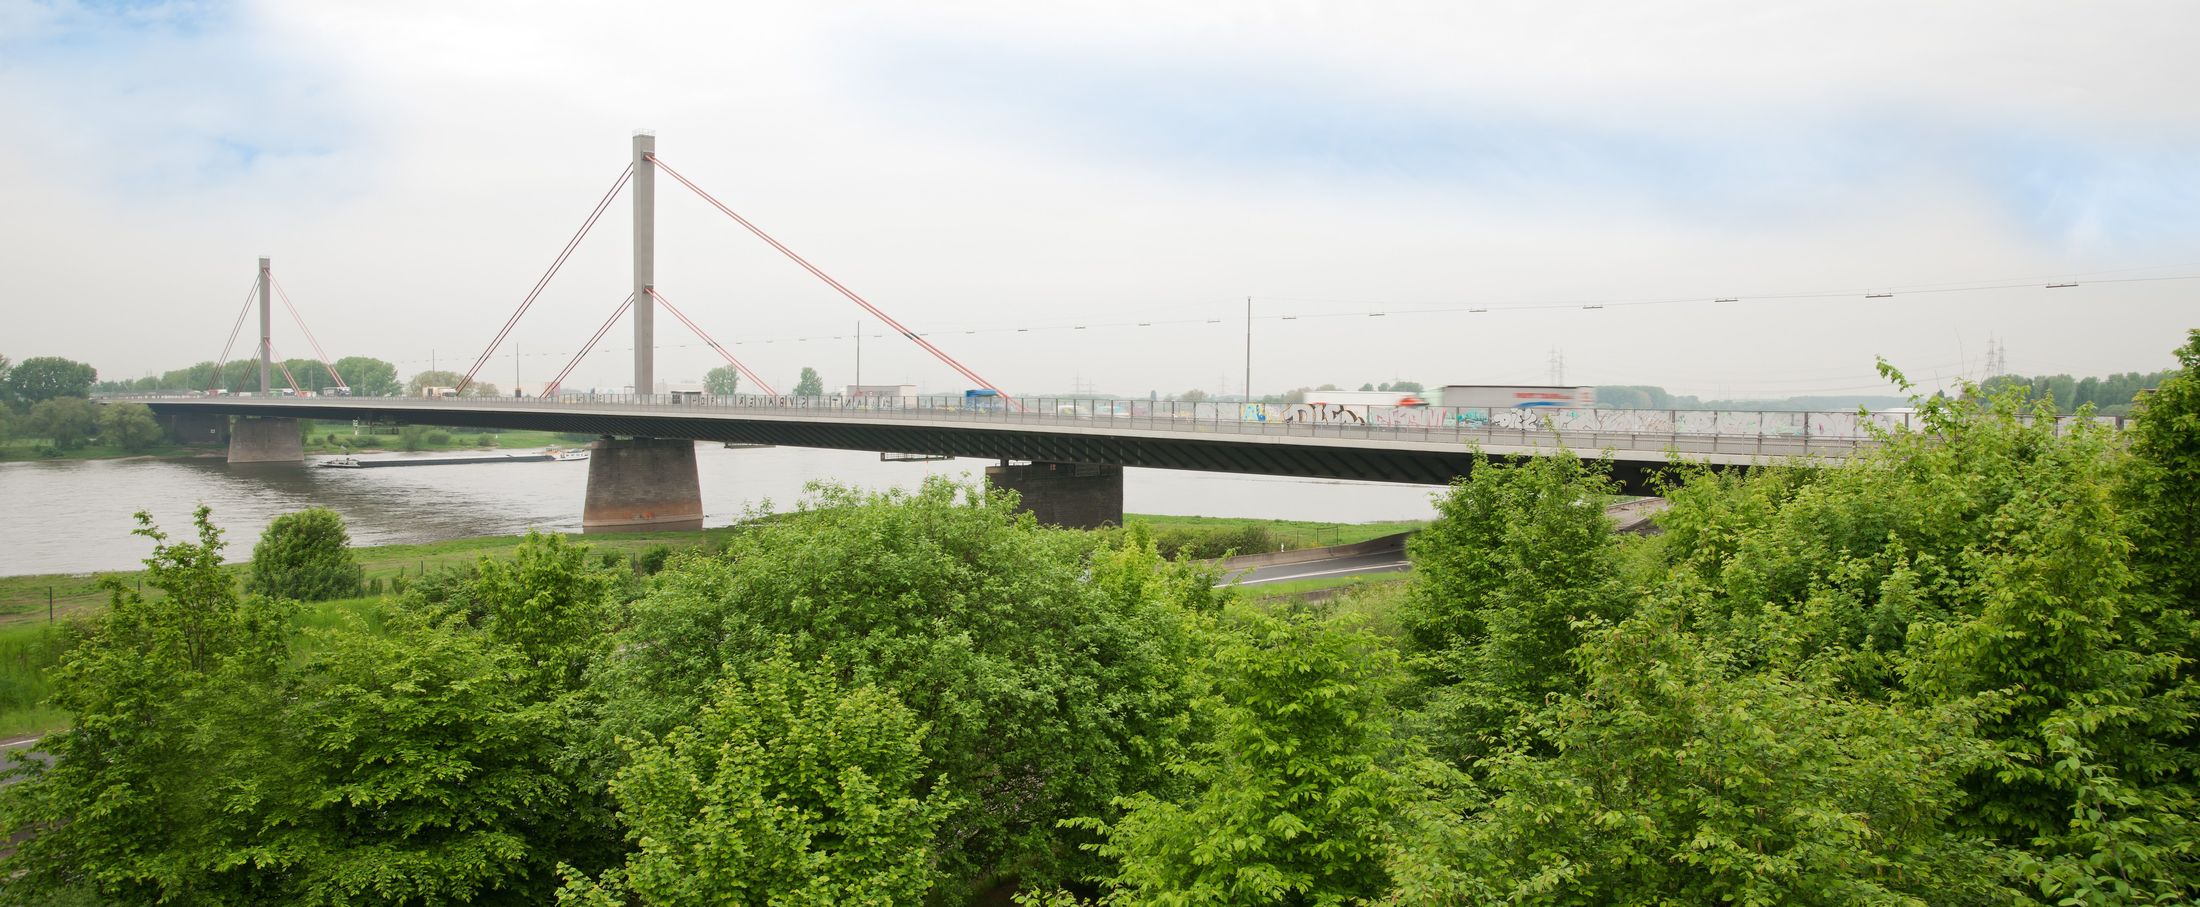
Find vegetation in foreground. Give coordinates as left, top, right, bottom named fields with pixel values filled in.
left=0, top=332, right=2193, bottom=905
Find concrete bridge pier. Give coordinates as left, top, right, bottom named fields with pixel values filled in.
left=583, top=437, right=704, bottom=533
left=985, top=461, right=1123, bottom=529
left=160, top=411, right=230, bottom=448
left=227, top=416, right=303, bottom=464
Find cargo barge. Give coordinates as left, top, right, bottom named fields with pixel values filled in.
left=319, top=448, right=589, bottom=469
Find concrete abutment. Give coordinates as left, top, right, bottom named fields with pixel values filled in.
left=227, top=416, right=303, bottom=464
left=984, top=461, right=1123, bottom=530
left=582, top=437, right=704, bottom=533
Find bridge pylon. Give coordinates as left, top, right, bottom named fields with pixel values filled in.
left=582, top=131, right=703, bottom=533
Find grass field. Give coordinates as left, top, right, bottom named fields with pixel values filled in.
left=1126, top=514, right=1423, bottom=550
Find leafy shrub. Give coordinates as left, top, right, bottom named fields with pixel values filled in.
left=246, top=508, right=363, bottom=602
left=424, top=430, right=451, bottom=446
left=559, top=655, right=952, bottom=905
left=589, top=480, right=1214, bottom=892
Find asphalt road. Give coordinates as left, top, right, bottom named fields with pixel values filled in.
left=1223, top=550, right=1412, bottom=587
left=1, top=737, right=50, bottom=786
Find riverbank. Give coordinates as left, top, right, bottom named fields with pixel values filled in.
left=0, top=513, right=1424, bottom=621
left=0, top=426, right=586, bottom=462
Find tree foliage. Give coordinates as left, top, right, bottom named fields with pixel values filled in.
left=24, top=396, right=100, bottom=449
left=246, top=507, right=363, bottom=602
left=331, top=356, right=402, bottom=396
left=3, top=356, right=96, bottom=406
left=792, top=366, right=824, bottom=397
left=588, top=480, right=1211, bottom=892
left=98, top=401, right=161, bottom=451
left=0, top=507, right=295, bottom=903
left=1076, top=605, right=1405, bottom=906
left=405, top=369, right=497, bottom=397
left=560, top=654, right=953, bottom=906
left=1398, top=451, right=1632, bottom=763
left=702, top=365, right=740, bottom=396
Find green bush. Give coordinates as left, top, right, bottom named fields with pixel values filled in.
left=424, top=430, right=452, bottom=446
left=246, top=508, right=364, bottom=602
left=98, top=402, right=161, bottom=451
left=398, top=425, right=430, bottom=451
left=475, top=434, right=494, bottom=447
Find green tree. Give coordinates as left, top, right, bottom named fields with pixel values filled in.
left=0, top=507, right=296, bottom=903
left=398, top=423, right=431, bottom=450
left=588, top=480, right=1206, bottom=891
left=1077, top=605, right=1404, bottom=906
left=560, top=655, right=953, bottom=906
left=99, top=401, right=161, bottom=451
left=1413, top=607, right=2016, bottom=905
left=24, top=396, right=100, bottom=449
left=229, top=613, right=585, bottom=905
left=4, top=356, right=96, bottom=407
left=1179, top=388, right=1209, bottom=402
left=2122, top=329, right=2199, bottom=624
left=406, top=369, right=498, bottom=397
left=412, top=531, right=617, bottom=693
left=1398, top=451, right=1632, bottom=763
left=792, top=366, right=824, bottom=397
left=1634, top=363, right=2200, bottom=901
left=329, top=356, right=400, bottom=396
left=703, top=365, right=741, bottom=396
left=246, top=507, right=363, bottom=601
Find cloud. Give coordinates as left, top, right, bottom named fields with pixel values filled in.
left=2, top=0, right=2196, bottom=400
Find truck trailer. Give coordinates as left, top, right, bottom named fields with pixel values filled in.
left=1439, top=385, right=1596, bottom=409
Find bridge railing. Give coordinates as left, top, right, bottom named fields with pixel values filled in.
left=121, top=392, right=2123, bottom=459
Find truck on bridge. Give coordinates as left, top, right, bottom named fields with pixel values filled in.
left=1439, top=385, right=1596, bottom=409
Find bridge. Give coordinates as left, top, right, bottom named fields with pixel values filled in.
left=139, top=390, right=1898, bottom=529
left=141, top=131, right=1905, bottom=531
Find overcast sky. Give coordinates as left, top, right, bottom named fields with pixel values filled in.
left=3, top=0, right=2196, bottom=399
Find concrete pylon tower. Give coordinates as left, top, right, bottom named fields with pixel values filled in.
left=583, top=131, right=701, bottom=533
left=257, top=256, right=272, bottom=394
left=632, top=132, right=655, bottom=395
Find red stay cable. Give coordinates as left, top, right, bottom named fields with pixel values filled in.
left=269, top=275, right=347, bottom=391
left=646, top=288, right=780, bottom=396
left=543, top=293, right=636, bottom=398
left=458, top=164, right=634, bottom=395
left=269, top=345, right=303, bottom=395
left=208, top=277, right=258, bottom=393
left=647, top=154, right=1020, bottom=409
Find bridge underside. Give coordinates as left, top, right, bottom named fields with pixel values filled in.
left=146, top=402, right=1683, bottom=495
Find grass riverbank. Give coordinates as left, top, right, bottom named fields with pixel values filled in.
left=0, top=426, right=586, bottom=462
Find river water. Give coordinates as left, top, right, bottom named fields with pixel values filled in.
left=0, top=445, right=1445, bottom=575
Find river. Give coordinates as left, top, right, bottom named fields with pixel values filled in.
left=0, top=444, right=1445, bottom=575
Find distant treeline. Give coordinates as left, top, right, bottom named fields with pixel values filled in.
left=1599, top=367, right=2180, bottom=415
left=1979, top=369, right=2179, bottom=416
left=1593, top=385, right=1913, bottom=412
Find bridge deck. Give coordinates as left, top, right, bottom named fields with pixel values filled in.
left=140, top=395, right=1886, bottom=493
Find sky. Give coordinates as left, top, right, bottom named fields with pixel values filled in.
left=3, top=0, right=2197, bottom=400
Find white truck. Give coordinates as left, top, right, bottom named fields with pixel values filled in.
left=1439, top=385, right=1596, bottom=409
